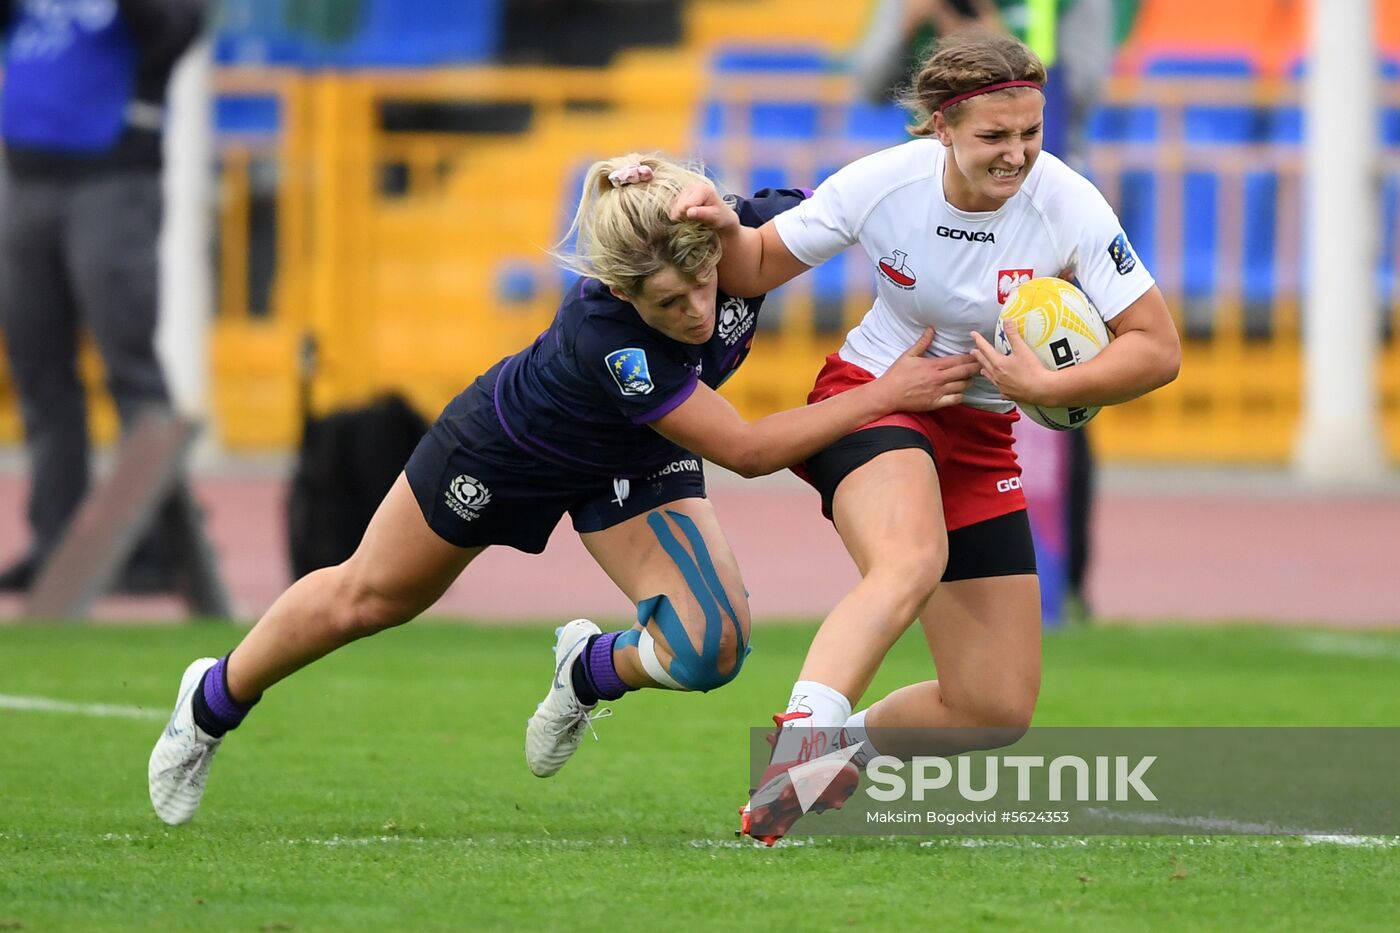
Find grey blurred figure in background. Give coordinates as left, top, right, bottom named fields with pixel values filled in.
left=0, top=0, right=209, bottom=593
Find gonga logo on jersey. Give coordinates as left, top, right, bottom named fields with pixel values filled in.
left=997, top=268, right=1034, bottom=304
left=717, top=296, right=754, bottom=345
left=605, top=347, right=654, bottom=396
left=877, top=250, right=918, bottom=289
left=445, top=474, right=491, bottom=521
left=1108, top=232, right=1137, bottom=275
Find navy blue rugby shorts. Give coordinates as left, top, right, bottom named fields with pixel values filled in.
left=404, top=387, right=706, bottom=554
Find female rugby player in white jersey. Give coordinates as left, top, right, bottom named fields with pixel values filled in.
left=676, top=30, right=1180, bottom=843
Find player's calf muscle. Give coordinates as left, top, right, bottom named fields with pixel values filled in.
left=942, top=680, right=1039, bottom=733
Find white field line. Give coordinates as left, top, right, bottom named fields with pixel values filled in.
left=3, top=831, right=1394, bottom=849
left=1289, top=632, right=1400, bottom=661
left=1301, top=835, right=1400, bottom=848
left=1085, top=808, right=1400, bottom=846
left=0, top=693, right=165, bottom=721
left=1082, top=808, right=1316, bottom=834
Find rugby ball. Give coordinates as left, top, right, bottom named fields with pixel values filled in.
left=993, top=277, right=1110, bottom=431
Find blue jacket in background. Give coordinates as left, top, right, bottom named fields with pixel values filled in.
left=1, top=0, right=207, bottom=175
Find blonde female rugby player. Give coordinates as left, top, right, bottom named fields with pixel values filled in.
left=146, top=153, right=979, bottom=825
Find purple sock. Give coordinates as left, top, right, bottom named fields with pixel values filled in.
left=573, top=631, right=632, bottom=704
left=191, top=656, right=259, bottom=737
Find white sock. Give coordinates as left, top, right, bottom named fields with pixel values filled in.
left=784, top=680, right=851, bottom=728
left=841, top=708, right=880, bottom=767
left=772, top=681, right=851, bottom=763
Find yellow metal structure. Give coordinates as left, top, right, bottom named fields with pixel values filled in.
left=2, top=0, right=1397, bottom=464
left=208, top=56, right=706, bottom=448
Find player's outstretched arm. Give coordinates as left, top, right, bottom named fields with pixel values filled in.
left=652, top=329, right=978, bottom=478
left=670, top=184, right=811, bottom=298
left=970, top=285, right=1180, bottom=408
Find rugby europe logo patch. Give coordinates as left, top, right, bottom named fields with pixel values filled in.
left=1108, top=232, right=1137, bottom=275
left=605, top=347, right=655, bottom=396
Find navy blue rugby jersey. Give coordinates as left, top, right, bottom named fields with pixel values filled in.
left=488, top=188, right=807, bottom=478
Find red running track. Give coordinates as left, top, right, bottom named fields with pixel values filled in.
left=0, top=466, right=1397, bottom=628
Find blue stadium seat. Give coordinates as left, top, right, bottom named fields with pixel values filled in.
left=711, top=47, right=831, bottom=73
left=1268, top=107, right=1302, bottom=145
left=1086, top=105, right=1158, bottom=144
left=1383, top=108, right=1400, bottom=147
left=1183, top=105, right=1269, bottom=144
left=700, top=101, right=726, bottom=140
left=215, top=0, right=501, bottom=67
left=215, top=95, right=281, bottom=137
left=215, top=32, right=305, bottom=66
left=705, top=47, right=830, bottom=144
left=1181, top=172, right=1217, bottom=304
left=1117, top=171, right=1157, bottom=276
left=748, top=166, right=790, bottom=193
left=1379, top=177, right=1398, bottom=309
left=1241, top=172, right=1279, bottom=311
left=1142, top=55, right=1255, bottom=78
left=323, top=0, right=501, bottom=66
left=702, top=99, right=823, bottom=141
left=495, top=261, right=539, bottom=306
left=749, top=102, right=822, bottom=139
left=845, top=102, right=909, bottom=142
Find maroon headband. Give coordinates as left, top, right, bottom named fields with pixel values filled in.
left=936, top=80, right=1045, bottom=113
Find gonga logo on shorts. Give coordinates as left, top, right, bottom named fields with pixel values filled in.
left=446, top=474, right=491, bottom=521
left=605, top=347, right=654, bottom=396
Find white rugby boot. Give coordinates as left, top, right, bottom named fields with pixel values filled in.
left=525, top=619, right=612, bottom=777
left=148, top=657, right=223, bottom=825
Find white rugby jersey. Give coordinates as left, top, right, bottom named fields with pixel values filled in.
left=773, top=139, right=1156, bottom=411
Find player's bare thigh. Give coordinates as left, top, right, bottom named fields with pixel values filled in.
left=791, top=448, right=948, bottom=700
left=228, top=475, right=483, bottom=698
left=830, top=447, right=947, bottom=579
left=340, top=473, right=485, bottom=617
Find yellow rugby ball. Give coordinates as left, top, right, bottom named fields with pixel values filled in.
left=993, top=277, right=1110, bottom=431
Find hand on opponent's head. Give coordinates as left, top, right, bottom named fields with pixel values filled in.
left=670, top=183, right=740, bottom=234
left=874, top=327, right=980, bottom=413
left=969, top=326, right=1055, bottom=405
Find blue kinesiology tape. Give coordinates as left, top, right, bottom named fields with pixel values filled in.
left=639, top=511, right=748, bottom=691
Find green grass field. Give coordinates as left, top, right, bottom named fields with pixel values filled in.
left=3, top=621, right=1399, bottom=931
